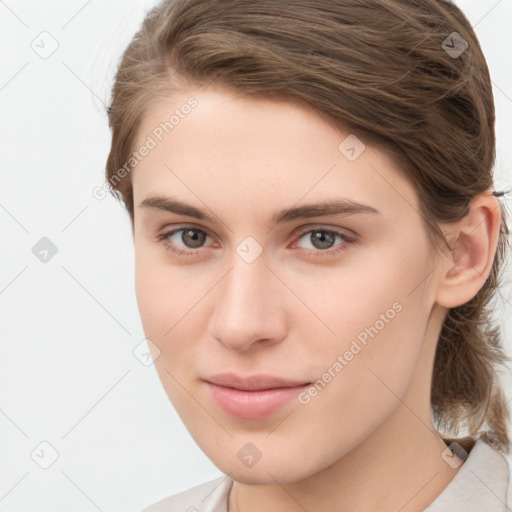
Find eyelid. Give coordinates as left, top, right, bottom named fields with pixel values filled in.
left=290, top=223, right=357, bottom=240
left=158, top=222, right=356, bottom=240
left=156, top=222, right=213, bottom=239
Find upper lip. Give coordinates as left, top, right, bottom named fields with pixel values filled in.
left=204, top=373, right=311, bottom=391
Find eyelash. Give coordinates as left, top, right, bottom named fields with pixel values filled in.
left=156, top=225, right=356, bottom=259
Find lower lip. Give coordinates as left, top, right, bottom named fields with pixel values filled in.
left=204, top=381, right=311, bottom=420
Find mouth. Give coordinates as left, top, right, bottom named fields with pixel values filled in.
left=202, top=373, right=312, bottom=420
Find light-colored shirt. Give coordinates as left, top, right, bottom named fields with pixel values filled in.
left=142, top=438, right=510, bottom=511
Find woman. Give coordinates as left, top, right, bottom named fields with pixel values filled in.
left=105, top=0, right=511, bottom=510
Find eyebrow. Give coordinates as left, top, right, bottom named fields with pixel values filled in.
left=139, top=195, right=380, bottom=225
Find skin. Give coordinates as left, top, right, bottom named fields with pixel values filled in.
left=130, top=87, right=501, bottom=512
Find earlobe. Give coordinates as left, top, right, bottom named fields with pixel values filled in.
left=435, top=192, right=502, bottom=309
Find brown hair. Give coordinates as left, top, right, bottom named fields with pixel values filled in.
left=105, top=0, right=511, bottom=453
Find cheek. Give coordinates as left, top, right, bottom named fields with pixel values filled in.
left=298, top=303, right=425, bottom=467
left=305, top=240, right=434, bottom=399
left=134, top=242, right=201, bottom=333
left=134, top=261, right=199, bottom=411
left=134, top=253, right=211, bottom=374
left=291, top=278, right=430, bottom=468
left=299, top=239, right=431, bottom=353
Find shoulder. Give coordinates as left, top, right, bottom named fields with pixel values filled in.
left=141, top=476, right=233, bottom=512
left=424, top=437, right=510, bottom=511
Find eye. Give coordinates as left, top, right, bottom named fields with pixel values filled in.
left=156, top=227, right=213, bottom=257
left=291, top=226, right=355, bottom=257
left=156, top=225, right=356, bottom=258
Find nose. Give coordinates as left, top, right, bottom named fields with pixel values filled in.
left=208, top=253, right=288, bottom=352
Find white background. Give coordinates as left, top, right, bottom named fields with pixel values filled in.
left=1, top=1, right=511, bottom=510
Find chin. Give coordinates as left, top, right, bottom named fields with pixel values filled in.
left=228, top=466, right=306, bottom=486
left=210, top=450, right=319, bottom=486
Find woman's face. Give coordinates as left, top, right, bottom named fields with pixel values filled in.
left=131, top=87, right=446, bottom=484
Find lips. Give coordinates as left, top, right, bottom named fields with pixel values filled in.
left=204, top=372, right=311, bottom=391
left=203, top=373, right=311, bottom=420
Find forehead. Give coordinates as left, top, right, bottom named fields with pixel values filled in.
left=131, top=88, right=420, bottom=224
left=135, top=87, right=341, bottom=154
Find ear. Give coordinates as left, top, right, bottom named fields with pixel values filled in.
left=435, top=191, right=502, bottom=309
